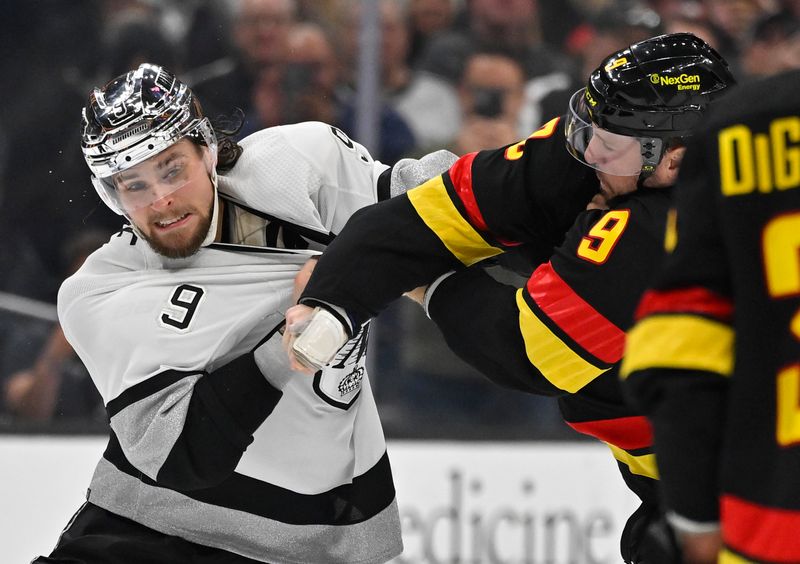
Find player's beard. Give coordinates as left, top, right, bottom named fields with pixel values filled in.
left=139, top=199, right=215, bottom=259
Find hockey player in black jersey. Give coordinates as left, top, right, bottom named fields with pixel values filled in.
left=622, top=70, right=800, bottom=564
left=40, top=64, right=456, bottom=564
left=284, top=34, right=736, bottom=563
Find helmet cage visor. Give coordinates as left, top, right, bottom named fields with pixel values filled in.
left=565, top=89, right=664, bottom=177
left=91, top=118, right=218, bottom=215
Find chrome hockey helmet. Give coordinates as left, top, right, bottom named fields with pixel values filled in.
left=80, top=63, right=218, bottom=215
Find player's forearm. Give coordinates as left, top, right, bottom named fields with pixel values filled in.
left=300, top=194, right=463, bottom=327
left=625, top=368, right=727, bottom=524
left=108, top=351, right=282, bottom=491
left=158, top=352, right=283, bottom=489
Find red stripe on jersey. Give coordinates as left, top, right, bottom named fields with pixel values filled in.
left=527, top=262, right=625, bottom=364
left=566, top=416, right=653, bottom=450
left=448, top=152, right=521, bottom=247
left=635, top=288, right=733, bottom=321
left=723, top=494, right=800, bottom=561
left=449, top=152, right=485, bottom=230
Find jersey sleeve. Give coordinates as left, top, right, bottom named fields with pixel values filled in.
left=621, top=136, right=733, bottom=526
left=103, top=345, right=283, bottom=490
left=301, top=117, right=600, bottom=328
left=277, top=121, right=388, bottom=234
left=279, top=121, right=457, bottom=236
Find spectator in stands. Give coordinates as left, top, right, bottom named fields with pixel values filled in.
left=255, top=21, right=416, bottom=163
left=2, top=230, right=107, bottom=424
left=395, top=0, right=575, bottom=149
left=451, top=51, right=526, bottom=155
left=406, top=0, right=457, bottom=68
left=540, top=1, right=662, bottom=127
left=190, top=0, right=297, bottom=128
left=333, top=0, right=416, bottom=100
left=740, top=9, right=800, bottom=78
left=702, top=0, right=777, bottom=67
left=661, top=5, right=721, bottom=48
left=279, top=23, right=342, bottom=126
left=330, top=1, right=422, bottom=161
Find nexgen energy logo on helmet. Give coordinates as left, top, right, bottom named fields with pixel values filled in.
left=650, top=73, right=702, bottom=91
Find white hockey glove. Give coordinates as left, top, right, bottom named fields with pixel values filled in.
left=283, top=305, right=349, bottom=373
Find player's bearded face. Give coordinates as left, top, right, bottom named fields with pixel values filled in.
left=115, top=140, right=216, bottom=258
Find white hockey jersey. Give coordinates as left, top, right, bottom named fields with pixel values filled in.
left=58, top=122, right=455, bottom=564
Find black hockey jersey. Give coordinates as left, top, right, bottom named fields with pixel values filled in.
left=300, top=117, right=600, bottom=329
left=622, top=70, right=800, bottom=563
left=427, top=188, right=673, bottom=492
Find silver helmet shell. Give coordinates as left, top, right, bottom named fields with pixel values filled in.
left=80, top=63, right=218, bottom=215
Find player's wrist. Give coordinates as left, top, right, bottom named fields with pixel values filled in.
left=296, top=298, right=354, bottom=339
left=283, top=305, right=350, bottom=372
left=666, top=511, right=720, bottom=536
left=423, top=271, right=457, bottom=318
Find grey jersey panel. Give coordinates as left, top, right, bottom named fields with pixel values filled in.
left=88, top=459, right=402, bottom=564
left=109, top=374, right=202, bottom=480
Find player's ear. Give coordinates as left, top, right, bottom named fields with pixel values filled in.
left=665, top=146, right=687, bottom=172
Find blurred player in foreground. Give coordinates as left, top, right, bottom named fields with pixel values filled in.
left=622, top=69, right=800, bottom=563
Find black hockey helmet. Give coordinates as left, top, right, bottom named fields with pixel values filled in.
left=566, top=32, right=735, bottom=177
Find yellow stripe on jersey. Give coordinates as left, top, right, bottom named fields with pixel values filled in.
left=621, top=315, right=734, bottom=378
left=607, top=443, right=659, bottom=479
left=719, top=548, right=755, bottom=564
left=516, top=289, right=608, bottom=393
left=407, top=176, right=503, bottom=266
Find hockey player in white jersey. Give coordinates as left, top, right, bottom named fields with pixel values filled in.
left=38, top=63, right=455, bottom=564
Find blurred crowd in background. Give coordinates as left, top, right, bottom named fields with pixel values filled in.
left=1, top=0, right=798, bottom=437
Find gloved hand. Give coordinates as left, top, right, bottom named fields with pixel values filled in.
left=282, top=304, right=349, bottom=373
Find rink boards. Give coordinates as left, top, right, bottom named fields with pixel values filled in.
left=1, top=436, right=639, bottom=564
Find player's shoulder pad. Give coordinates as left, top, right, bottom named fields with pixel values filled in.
left=240, top=122, right=374, bottom=171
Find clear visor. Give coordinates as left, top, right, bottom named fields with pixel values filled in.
left=565, top=89, right=659, bottom=177
left=92, top=121, right=218, bottom=215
